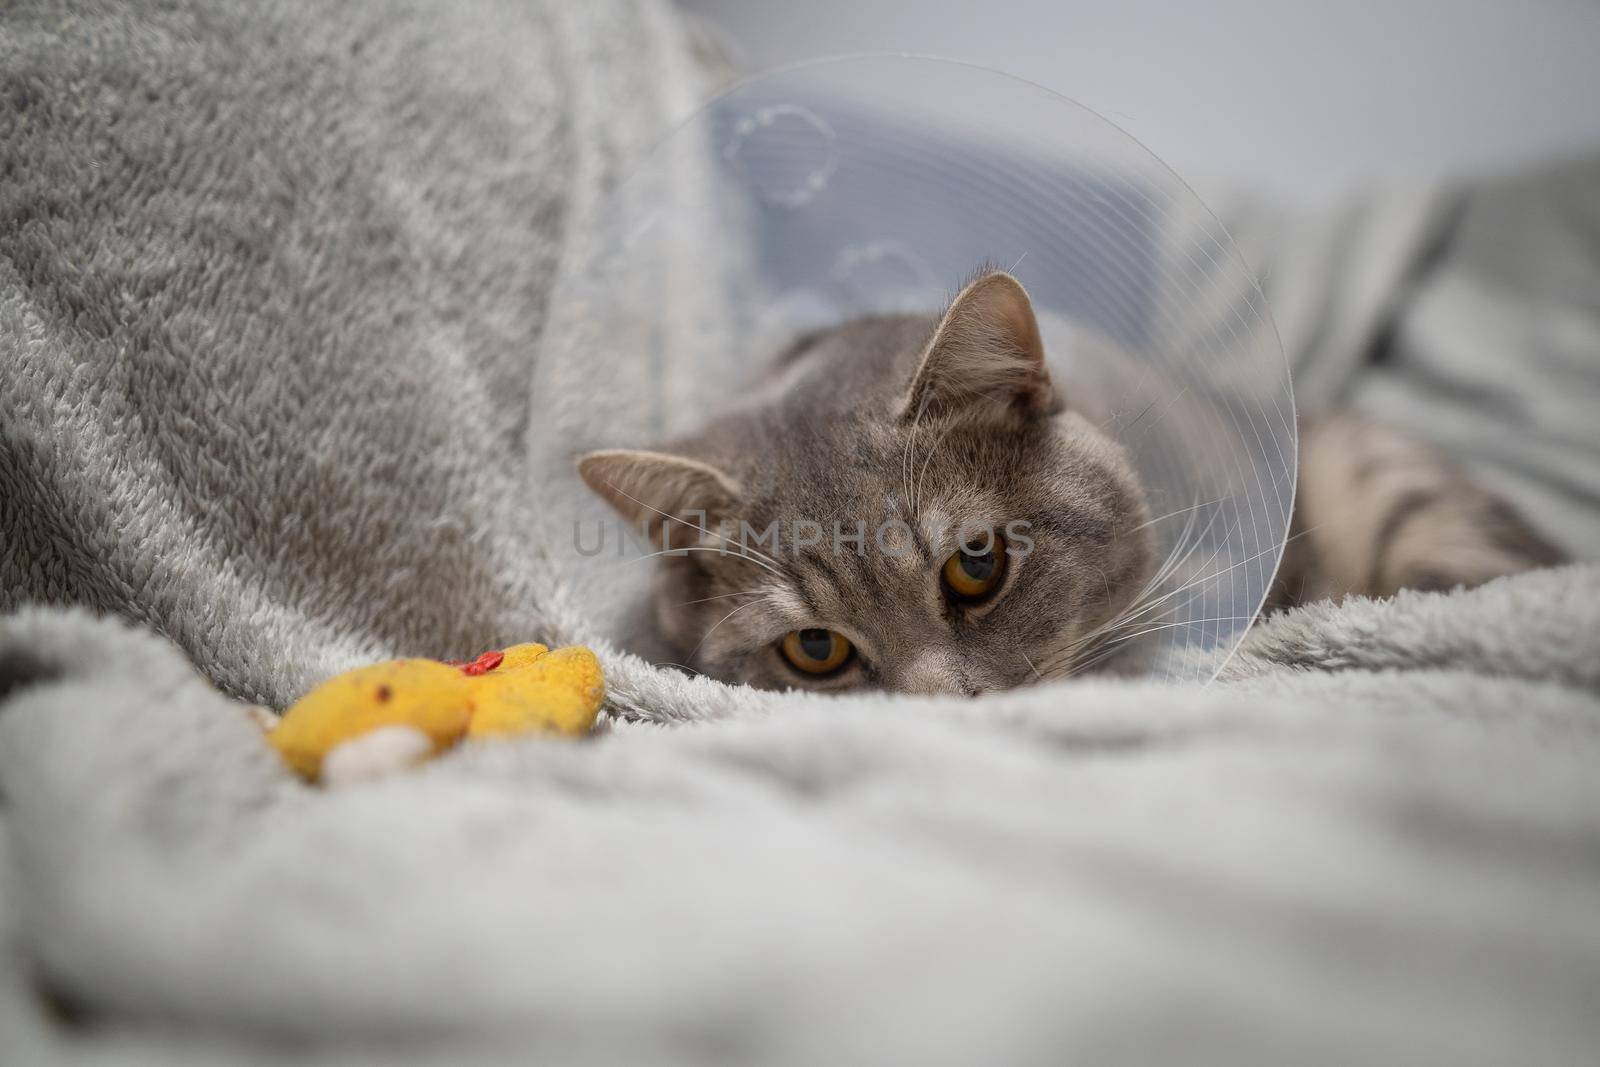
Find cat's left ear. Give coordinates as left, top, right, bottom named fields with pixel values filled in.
left=901, top=270, right=1058, bottom=422
left=576, top=448, right=740, bottom=550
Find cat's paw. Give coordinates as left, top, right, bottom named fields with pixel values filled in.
left=1383, top=497, right=1566, bottom=596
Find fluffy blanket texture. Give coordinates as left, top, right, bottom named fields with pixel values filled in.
left=2, top=572, right=1598, bottom=1065
left=2, top=1, right=1597, bottom=1063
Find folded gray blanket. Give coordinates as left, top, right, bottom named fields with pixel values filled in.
left=2, top=1, right=1598, bottom=1063
left=0, top=0, right=706, bottom=709
left=1214, top=155, right=1600, bottom=559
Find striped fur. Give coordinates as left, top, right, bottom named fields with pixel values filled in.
left=1273, top=413, right=1564, bottom=607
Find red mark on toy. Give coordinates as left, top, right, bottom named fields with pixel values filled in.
left=459, top=650, right=504, bottom=676
left=375, top=685, right=393, bottom=702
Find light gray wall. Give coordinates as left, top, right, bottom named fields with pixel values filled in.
left=681, top=0, right=1600, bottom=202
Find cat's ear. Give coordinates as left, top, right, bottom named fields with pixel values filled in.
left=577, top=449, right=740, bottom=549
left=902, top=270, right=1056, bottom=421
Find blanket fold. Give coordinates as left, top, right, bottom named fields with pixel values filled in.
left=0, top=0, right=706, bottom=708
left=2, top=569, right=1598, bottom=1065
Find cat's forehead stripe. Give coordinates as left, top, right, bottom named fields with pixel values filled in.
left=790, top=548, right=892, bottom=617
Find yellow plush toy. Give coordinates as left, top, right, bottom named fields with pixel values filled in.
left=265, top=643, right=604, bottom=783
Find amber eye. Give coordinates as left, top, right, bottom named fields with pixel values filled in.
left=780, top=628, right=853, bottom=675
left=942, top=530, right=1007, bottom=602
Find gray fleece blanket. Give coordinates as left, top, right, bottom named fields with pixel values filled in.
left=2, top=2, right=1599, bottom=1064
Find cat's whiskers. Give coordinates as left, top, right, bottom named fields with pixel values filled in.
left=1018, top=649, right=1043, bottom=683
left=1129, top=495, right=1227, bottom=533
left=1124, top=385, right=1189, bottom=441
left=1056, top=523, right=1319, bottom=678
left=1059, top=542, right=1238, bottom=670
left=1052, top=498, right=1220, bottom=652
left=1100, top=514, right=1244, bottom=628
left=914, top=419, right=960, bottom=519
left=900, top=397, right=923, bottom=516
left=626, top=545, right=784, bottom=578
left=674, top=588, right=774, bottom=607
left=1131, top=517, right=1324, bottom=623
left=1066, top=613, right=1259, bottom=676
left=1069, top=600, right=1265, bottom=672
left=1033, top=502, right=1234, bottom=677
left=1097, top=361, right=1155, bottom=432
left=655, top=661, right=706, bottom=678
left=1106, top=397, right=1157, bottom=434
left=687, top=594, right=778, bottom=663
left=903, top=397, right=935, bottom=517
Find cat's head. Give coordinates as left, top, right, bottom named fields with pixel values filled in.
left=579, top=271, right=1155, bottom=695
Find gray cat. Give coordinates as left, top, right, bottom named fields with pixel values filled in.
left=579, top=270, right=1561, bottom=694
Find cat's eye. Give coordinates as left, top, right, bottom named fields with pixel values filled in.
left=780, top=628, right=853, bottom=675
left=942, top=530, right=1007, bottom=602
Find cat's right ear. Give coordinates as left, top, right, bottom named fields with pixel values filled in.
left=577, top=449, right=741, bottom=549
left=901, top=270, right=1058, bottom=422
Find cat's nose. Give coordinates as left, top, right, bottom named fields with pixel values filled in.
left=895, top=651, right=980, bottom=697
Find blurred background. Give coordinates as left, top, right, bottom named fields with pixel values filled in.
left=681, top=0, right=1600, bottom=204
